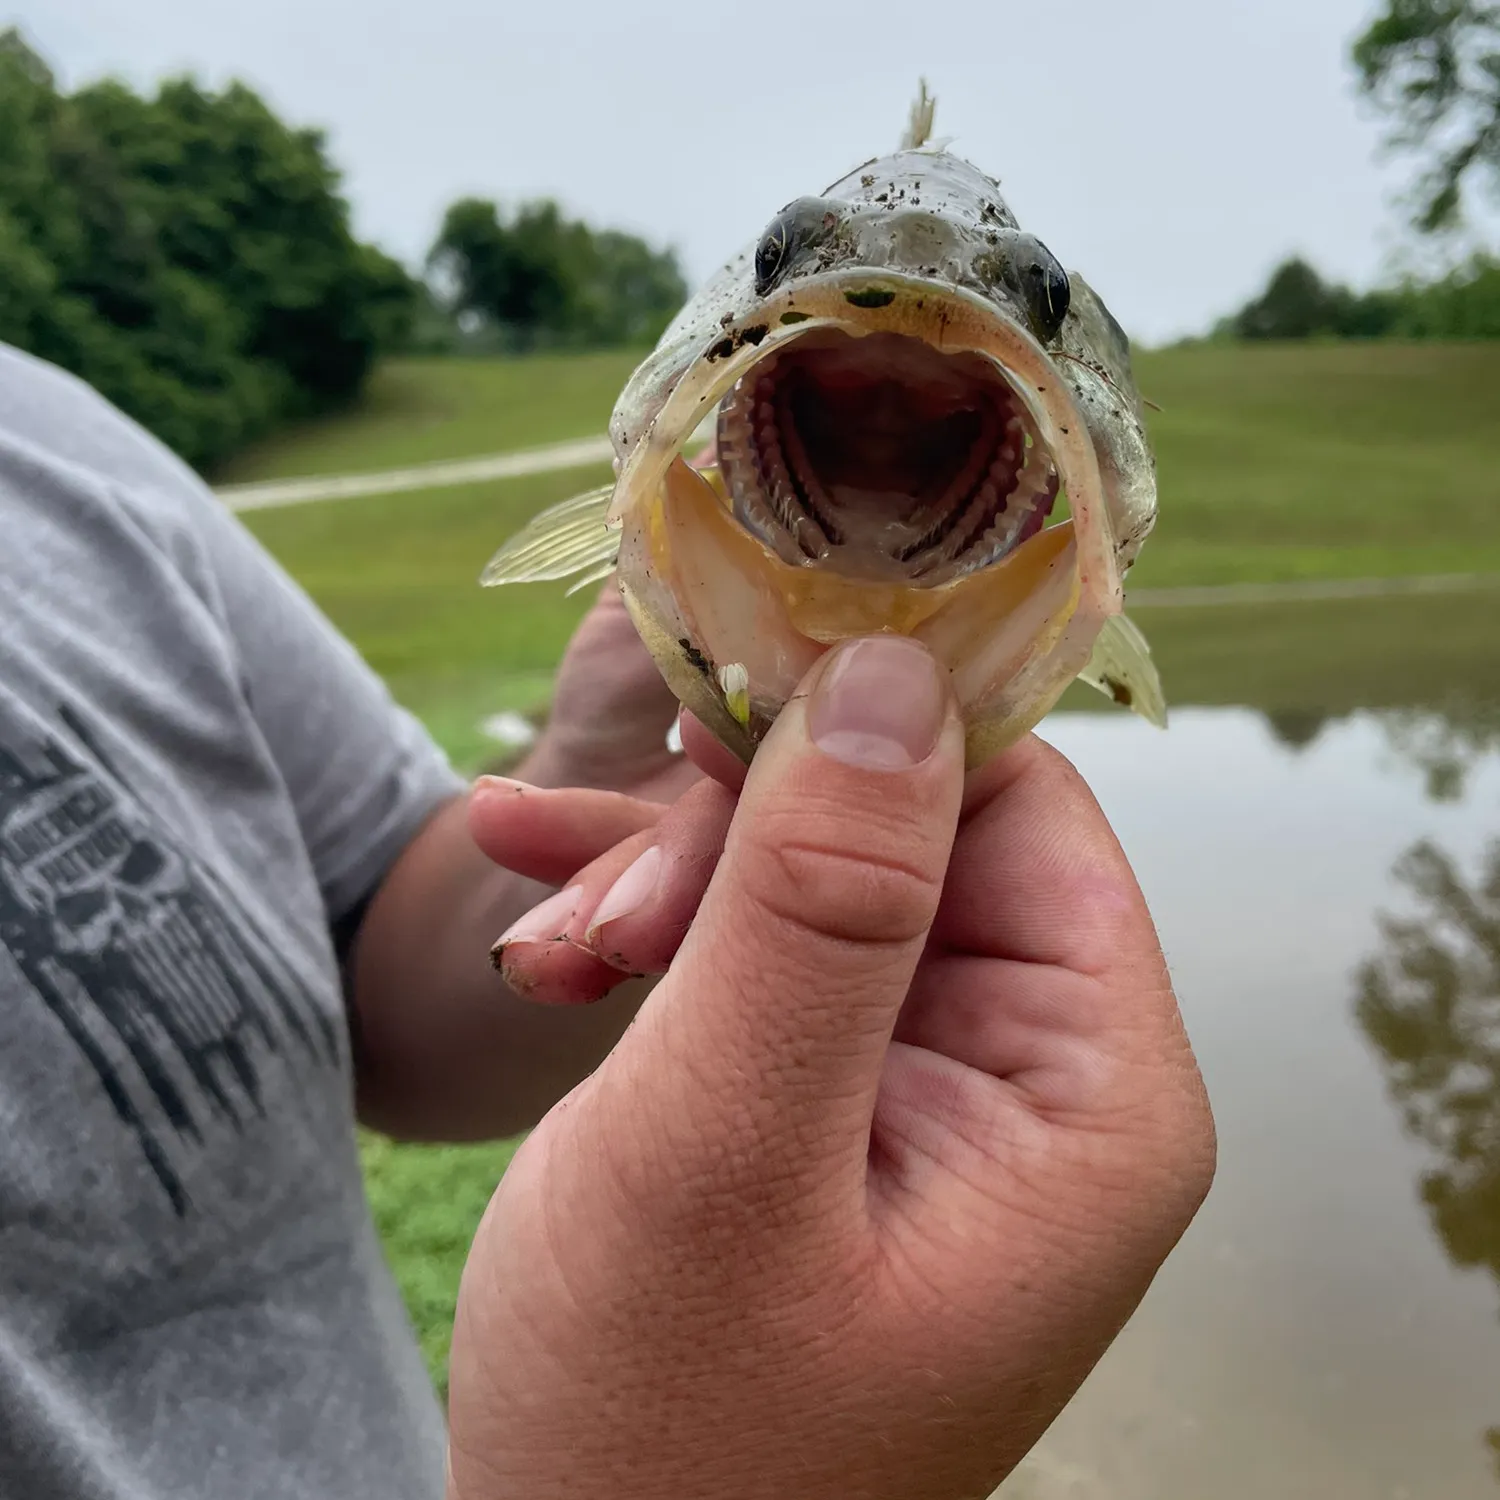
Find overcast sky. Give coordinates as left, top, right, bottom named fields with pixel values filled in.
left=14, top=0, right=1483, bottom=344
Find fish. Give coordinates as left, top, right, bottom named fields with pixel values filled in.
left=481, top=82, right=1166, bottom=771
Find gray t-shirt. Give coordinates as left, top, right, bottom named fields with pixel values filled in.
left=0, top=342, right=465, bottom=1499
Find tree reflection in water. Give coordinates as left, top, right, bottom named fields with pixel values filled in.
left=1355, top=836, right=1500, bottom=1479
left=1378, top=701, right=1500, bottom=804
left=1261, top=698, right=1500, bottom=804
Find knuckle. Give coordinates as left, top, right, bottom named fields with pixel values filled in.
left=737, top=803, right=945, bottom=948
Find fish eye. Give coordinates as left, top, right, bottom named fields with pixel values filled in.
left=754, top=198, right=835, bottom=297
left=1018, top=240, right=1072, bottom=342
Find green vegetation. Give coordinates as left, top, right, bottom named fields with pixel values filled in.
left=246, top=461, right=613, bottom=773
left=218, top=352, right=642, bottom=483
left=360, top=1134, right=519, bottom=1396
left=1124, top=341, right=1500, bottom=587
left=1060, top=586, right=1500, bottom=722
left=0, top=29, right=414, bottom=473
left=0, top=32, right=685, bottom=480
left=240, top=342, right=1500, bottom=774
left=1214, top=253, right=1500, bottom=342
left=1352, top=0, right=1500, bottom=233
left=1209, top=1, right=1500, bottom=353
left=239, top=341, right=1500, bottom=775
left=428, top=197, right=687, bottom=354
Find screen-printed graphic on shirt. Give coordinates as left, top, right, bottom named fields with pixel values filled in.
left=0, top=697, right=340, bottom=1216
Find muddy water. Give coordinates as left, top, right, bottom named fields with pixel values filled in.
left=1001, top=590, right=1500, bottom=1500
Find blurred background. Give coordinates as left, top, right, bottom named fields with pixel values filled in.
left=5, top=2, right=1499, bottom=1494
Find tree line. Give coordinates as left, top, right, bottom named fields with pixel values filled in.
left=0, top=29, right=686, bottom=473
left=1214, top=253, right=1500, bottom=342
left=423, top=198, right=686, bottom=355
left=2, top=1, right=1495, bottom=468
left=1214, top=0, right=1499, bottom=344
left=0, top=30, right=418, bottom=472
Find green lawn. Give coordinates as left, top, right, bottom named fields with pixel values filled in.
left=236, top=341, right=1500, bottom=1403
left=215, top=351, right=644, bottom=484
left=360, top=1133, right=519, bottom=1395
left=1125, top=341, right=1500, bottom=587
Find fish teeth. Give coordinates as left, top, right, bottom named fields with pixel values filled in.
left=898, top=402, right=1008, bottom=555
left=964, top=460, right=1060, bottom=570
left=902, top=410, right=1025, bottom=574
left=771, top=386, right=839, bottom=556
left=718, top=348, right=1060, bottom=585
left=717, top=365, right=811, bottom=567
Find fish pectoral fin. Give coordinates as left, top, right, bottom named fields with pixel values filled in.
left=563, top=559, right=623, bottom=597
left=1076, top=613, right=1168, bottom=728
left=479, top=484, right=619, bottom=588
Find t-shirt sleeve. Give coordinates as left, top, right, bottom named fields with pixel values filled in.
left=182, top=493, right=468, bottom=928
left=0, top=340, right=465, bottom=930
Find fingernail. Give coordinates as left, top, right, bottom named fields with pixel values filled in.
left=807, top=637, right=946, bottom=770
left=494, top=885, right=582, bottom=949
left=586, top=846, right=663, bottom=941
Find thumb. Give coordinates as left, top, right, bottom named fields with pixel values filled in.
left=631, top=635, right=965, bottom=1183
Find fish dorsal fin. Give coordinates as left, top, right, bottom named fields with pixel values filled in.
left=1076, top=612, right=1168, bottom=728
left=479, top=484, right=618, bottom=594
left=901, top=79, right=936, bottom=150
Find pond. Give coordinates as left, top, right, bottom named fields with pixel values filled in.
left=1002, top=585, right=1500, bottom=1499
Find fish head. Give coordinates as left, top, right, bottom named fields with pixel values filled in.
left=484, top=96, right=1161, bottom=770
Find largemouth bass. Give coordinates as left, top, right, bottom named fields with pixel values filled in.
left=482, top=83, right=1166, bottom=770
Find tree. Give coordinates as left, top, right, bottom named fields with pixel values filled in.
left=579, top=230, right=689, bottom=346
left=1228, top=257, right=1401, bottom=340
left=1233, top=257, right=1343, bottom=339
left=1354, top=833, right=1500, bottom=1477
left=1352, top=0, right=1500, bottom=233
left=428, top=196, right=686, bottom=352
left=1219, top=250, right=1500, bottom=341
left=0, top=28, right=416, bottom=473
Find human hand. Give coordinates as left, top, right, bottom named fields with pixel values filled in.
left=517, top=440, right=721, bottom=803
left=518, top=581, right=699, bottom=803
left=448, top=634, right=1217, bottom=1500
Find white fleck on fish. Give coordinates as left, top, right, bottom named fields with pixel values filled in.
left=482, top=82, right=1166, bottom=771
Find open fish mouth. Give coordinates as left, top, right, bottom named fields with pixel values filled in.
left=715, top=328, right=1061, bottom=589
left=478, top=82, right=1167, bottom=771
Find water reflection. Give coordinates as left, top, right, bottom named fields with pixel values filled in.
left=1354, top=836, right=1500, bottom=1480
left=999, top=692, right=1500, bottom=1500
left=1265, top=709, right=1330, bottom=752
left=1376, top=701, right=1500, bottom=805
left=1260, top=699, right=1500, bottom=802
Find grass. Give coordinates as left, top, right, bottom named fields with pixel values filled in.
left=236, top=341, right=1500, bottom=1401
left=1123, top=341, right=1500, bottom=588
left=1058, top=585, right=1500, bottom=720
left=360, top=1134, right=519, bottom=1396
left=246, top=463, right=615, bottom=774
left=215, top=351, right=644, bottom=484
left=242, top=341, right=1500, bottom=776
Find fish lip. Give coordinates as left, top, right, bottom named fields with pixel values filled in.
left=611, top=268, right=1120, bottom=613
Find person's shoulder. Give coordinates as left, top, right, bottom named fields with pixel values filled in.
left=0, top=341, right=217, bottom=527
